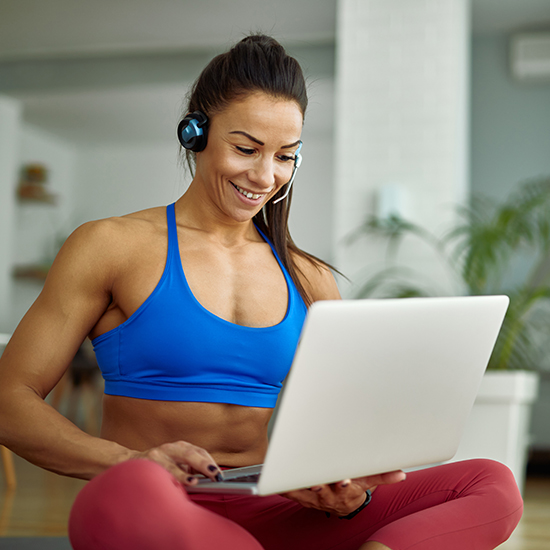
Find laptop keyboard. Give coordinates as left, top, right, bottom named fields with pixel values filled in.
left=223, top=474, right=260, bottom=483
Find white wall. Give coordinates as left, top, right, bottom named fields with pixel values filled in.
left=10, top=124, right=77, bottom=329
left=289, top=78, right=335, bottom=263
left=0, top=95, right=22, bottom=333
left=75, top=142, right=187, bottom=224
left=15, top=124, right=77, bottom=263
left=333, top=0, right=471, bottom=297
left=471, top=35, right=550, bottom=201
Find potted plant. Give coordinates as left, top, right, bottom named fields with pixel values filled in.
left=348, top=177, right=550, bottom=492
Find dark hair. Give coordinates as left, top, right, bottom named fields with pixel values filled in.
left=183, top=34, right=333, bottom=306
left=184, top=34, right=307, bottom=170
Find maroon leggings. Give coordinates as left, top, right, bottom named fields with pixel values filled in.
left=69, top=458, right=522, bottom=550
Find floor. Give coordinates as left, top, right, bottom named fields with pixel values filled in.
left=1, top=453, right=549, bottom=548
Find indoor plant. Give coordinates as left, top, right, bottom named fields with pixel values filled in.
left=348, top=177, right=550, bottom=491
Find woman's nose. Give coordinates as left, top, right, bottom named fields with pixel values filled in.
left=248, top=157, right=276, bottom=190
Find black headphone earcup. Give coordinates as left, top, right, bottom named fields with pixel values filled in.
left=177, top=111, right=209, bottom=152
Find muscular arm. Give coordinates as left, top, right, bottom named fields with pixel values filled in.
left=0, top=221, right=134, bottom=479
left=0, top=220, right=221, bottom=483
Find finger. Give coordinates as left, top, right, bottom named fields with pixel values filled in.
left=336, top=479, right=351, bottom=489
left=172, top=441, right=224, bottom=482
left=354, top=470, right=406, bottom=489
left=375, top=470, right=407, bottom=485
left=140, top=448, right=197, bottom=485
left=151, top=442, right=224, bottom=484
left=332, top=480, right=366, bottom=503
left=309, top=484, right=330, bottom=496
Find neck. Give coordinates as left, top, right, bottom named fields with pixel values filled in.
left=174, top=186, right=260, bottom=245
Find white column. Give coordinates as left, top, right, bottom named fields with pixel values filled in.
left=333, top=0, right=470, bottom=296
left=0, top=95, right=22, bottom=332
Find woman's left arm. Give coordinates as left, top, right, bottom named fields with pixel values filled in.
left=293, top=254, right=342, bottom=303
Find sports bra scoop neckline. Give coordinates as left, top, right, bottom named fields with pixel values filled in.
left=171, top=206, right=292, bottom=330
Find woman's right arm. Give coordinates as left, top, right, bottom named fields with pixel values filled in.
left=0, top=220, right=221, bottom=483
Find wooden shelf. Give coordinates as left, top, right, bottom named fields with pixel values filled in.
left=17, top=193, right=57, bottom=205
left=12, top=264, right=50, bottom=281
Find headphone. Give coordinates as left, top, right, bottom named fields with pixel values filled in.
left=272, top=141, right=303, bottom=204
left=177, top=111, right=209, bottom=152
left=177, top=111, right=303, bottom=203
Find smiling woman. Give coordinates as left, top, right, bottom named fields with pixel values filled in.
left=191, top=95, right=302, bottom=214
left=0, top=34, right=523, bottom=550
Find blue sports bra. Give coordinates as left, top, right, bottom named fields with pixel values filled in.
left=92, top=203, right=308, bottom=407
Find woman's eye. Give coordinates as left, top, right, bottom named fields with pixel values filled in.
left=236, top=146, right=255, bottom=155
left=278, top=154, right=295, bottom=162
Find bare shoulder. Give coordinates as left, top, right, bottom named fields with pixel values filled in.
left=46, top=206, right=167, bottom=293
left=292, top=251, right=341, bottom=303
left=76, top=206, right=165, bottom=242
left=59, top=207, right=165, bottom=262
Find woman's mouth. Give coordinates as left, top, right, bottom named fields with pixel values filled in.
left=231, top=182, right=263, bottom=200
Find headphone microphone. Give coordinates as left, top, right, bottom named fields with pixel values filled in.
left=272, top=141, right=303, bottom=205
left=177, top=111, right=209, bottom=152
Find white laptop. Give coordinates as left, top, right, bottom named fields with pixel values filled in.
left=187, top=296, right=509, bottom=496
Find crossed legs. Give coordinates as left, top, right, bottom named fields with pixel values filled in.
left=69, top=458, right=523, bottom=550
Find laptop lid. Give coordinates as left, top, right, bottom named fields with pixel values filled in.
left=255, top=295, right=509, bottom=495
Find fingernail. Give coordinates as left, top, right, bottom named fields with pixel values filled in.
left=215, top=472, right=224, bottom=482
left=208, top=464, right=218, bottom=472
left=340, top=481, right=350, bottom=487
left=312, top=486, right=322, bottom=492
left=187, top=476, right=196, bottom=483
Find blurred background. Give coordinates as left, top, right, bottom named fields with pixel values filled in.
left=1, top=0, right=550, bottom=324
left=0, top=0, right=550, bottom=543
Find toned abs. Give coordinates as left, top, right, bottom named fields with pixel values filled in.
left=101, top=395, right=272, bottom=467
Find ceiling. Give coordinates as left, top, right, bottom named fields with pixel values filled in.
left=1, top=0, right=550, bottom=62
left=2, top=0, right=550, bottom=145
left=0, top=0, right=336, bottom=61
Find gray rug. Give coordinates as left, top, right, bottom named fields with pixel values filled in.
left=0, top=538, right=71, bottom=549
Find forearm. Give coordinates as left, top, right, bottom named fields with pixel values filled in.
left=0, top=386, right=136, bottom=480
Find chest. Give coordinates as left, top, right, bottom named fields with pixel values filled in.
left=180, top=240, right=289, bottom=327
left=111, top=233, right=290, bottom=330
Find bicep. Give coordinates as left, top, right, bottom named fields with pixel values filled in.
left=0, top=223, right=114, bottom=398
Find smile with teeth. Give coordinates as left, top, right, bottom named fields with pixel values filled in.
left=232, top=183, right=263, bottom=200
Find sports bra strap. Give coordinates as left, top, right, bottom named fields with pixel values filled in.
left=166, top=202, right=180, bottom=267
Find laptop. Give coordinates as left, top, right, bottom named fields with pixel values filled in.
left=187, top=295, right=509, bottom=496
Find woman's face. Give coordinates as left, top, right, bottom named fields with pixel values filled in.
left=193, top=92, right=304, bottom=223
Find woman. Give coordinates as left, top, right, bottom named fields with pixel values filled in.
left=0, top=35, right=522, bottom=550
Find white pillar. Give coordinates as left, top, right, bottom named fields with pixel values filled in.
left=0, top=95, right=22, bottom=332
left=333, top=0, right=470, bottom=296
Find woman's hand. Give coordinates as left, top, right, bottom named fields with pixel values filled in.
left=131, top=441, right=224, bottom=487
left=282, top=470, right=406, bottom=516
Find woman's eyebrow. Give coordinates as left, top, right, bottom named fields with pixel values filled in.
left=229, top=131, right=300, bottom=149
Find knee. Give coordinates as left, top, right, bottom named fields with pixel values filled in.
left=467, top=459, right=523, bottom=536
left=71, top=459, right=182, bottom=512
left=471, top=458, right=522, bottom=498
left=69, top=460, right=186, bottom=550
left=69, top=459, right=264, bottom=550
